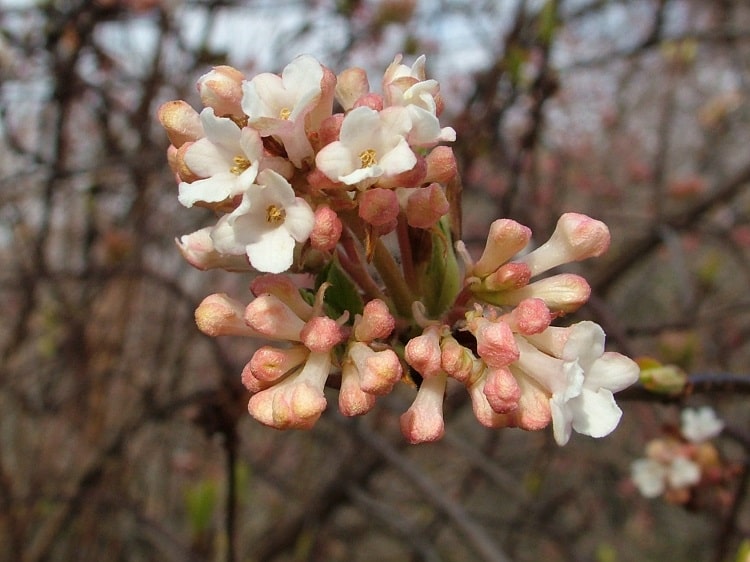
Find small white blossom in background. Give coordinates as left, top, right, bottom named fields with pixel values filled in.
left=158, top=54, right=640, bottom=445
left=631, top=406, right=726, bottom=504
left=681, top=406, right=724, bottom=443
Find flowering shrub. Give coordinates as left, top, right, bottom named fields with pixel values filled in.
left=158, top=54, right=639, bottom=444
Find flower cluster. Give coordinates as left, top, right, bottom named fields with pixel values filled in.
left=630, top=406, right=725, bottom=503
left=159, top=54, right=639, bottom=444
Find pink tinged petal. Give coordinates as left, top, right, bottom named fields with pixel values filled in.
left=513, top=336, right=570, bottom=396
left=244, top=294, right=305, bottom=341
left=473, top=219, right=532, bottom=278
left=405, top=326, right=443, bottom=378
left=483, top=367, right=520, bottom=414
left=339, top=165, right=383, bottom=186
left=300, top=316, right=346, bottom=353
left=339, top=362, right=377, bottom=416
left=246, top=227, right=296, bottom=273
left=177, top=228, right=251, bottom=272
left=210, top=215, right=247, bottom=256
left=247, top=351, right=330, bottom=430
left=249, top=345, right=309, bottom=382
left=400, top=372, right=448, bottom=444
left=241, top=363, right=275, bottom=393
left=585, top=352, right=640, bottom=394
left=569, top=387, right=623, bottom=439
left=194, top=293, right=259, bottom=338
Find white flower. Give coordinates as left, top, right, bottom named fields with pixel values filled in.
left=178, top=108, right=263, bottom=207
left=241, top=54, right=327, bottom=166
left=211, top=169, right=314, bottom=273
left=515, top=321, right=640, bottom=445
left=315, top=106, right=416, bottom=188
left=681, top=406, right=724, bottom=443
left=382, top=54, right=455, bottom=147
left=630, top=456, right=701, bottom=499
left=631, top=458, right=668, bottom=498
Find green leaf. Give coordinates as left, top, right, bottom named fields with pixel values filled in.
left=315, top=258, right=364, bottom=320
left=419, top=217, right=461, bottom=318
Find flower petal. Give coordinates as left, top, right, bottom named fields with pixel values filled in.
left=569, top=387, right=622, bottom=438
left=585, top=352, right=640, bottom=393
left=246, top=227, right=295, bottom=273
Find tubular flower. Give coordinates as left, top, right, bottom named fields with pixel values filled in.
left=159, top=54, right=639, bottom=446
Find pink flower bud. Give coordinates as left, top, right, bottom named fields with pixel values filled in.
left=250, top=274, right=313, bottom=321
left=405, top=325, right=444, bottom=378
left=406, top=183, right=449, bottom=229
left=317, top=113, right=344, bottom=148
left=499, top=298, right=552, bottom=335
left=244, top=294, right=306, bottom=341
left=358, top=188, right=399, bottom=228
left=440, top=336, right=480, bottom=384
left=157, top=100, right=204, bottom=147
left=348, top=342, right=403, bottom=395
left=468, top=317, right=519, bottom=368
left=339, top=362, right=377, bottom=416
left=483, top=367, right=520, bottom=413
left=517, top=213, right=611, bottom=277
left=249, top=345, right=309, bottom=382
left=310, top=205, right=342, bottom=252
left=473, top=219, right=532, bottom=278
left=195, top=293, right=259, bottom=338
left=335, top=67, right=370, bottom=111
left=466, top=375, right=511, bottom=429
left=352, top=92, right=384, bottom=111
left=247, top=352, right=330, bottom=429
left=300, top=316, right=346, bottom=353
left=307, top=167, right=345, bottom=191
left=424, top=146, right=457, bottom=184
left=174, top=142, right=201, bottom=183
left=489, top=273, right=591, bottom=313
left=506, top=370, right=552, bottom=431
left=400, top=373, right=447, bottom=443
left=240, top=363, right=275, bottom=393
left=197, top=66, right=245, bottom=118
left=481, top=262, right=531, bottom=292
left=354, top=299, right=395, bottom=342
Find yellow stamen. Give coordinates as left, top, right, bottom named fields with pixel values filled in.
left=279, top=107, right=292, bottom=120
left=230, top=156, right=251, bottom=175
left=266, top=204, right=286, bottom=225
left=359, top=148, right=377, bottom=168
